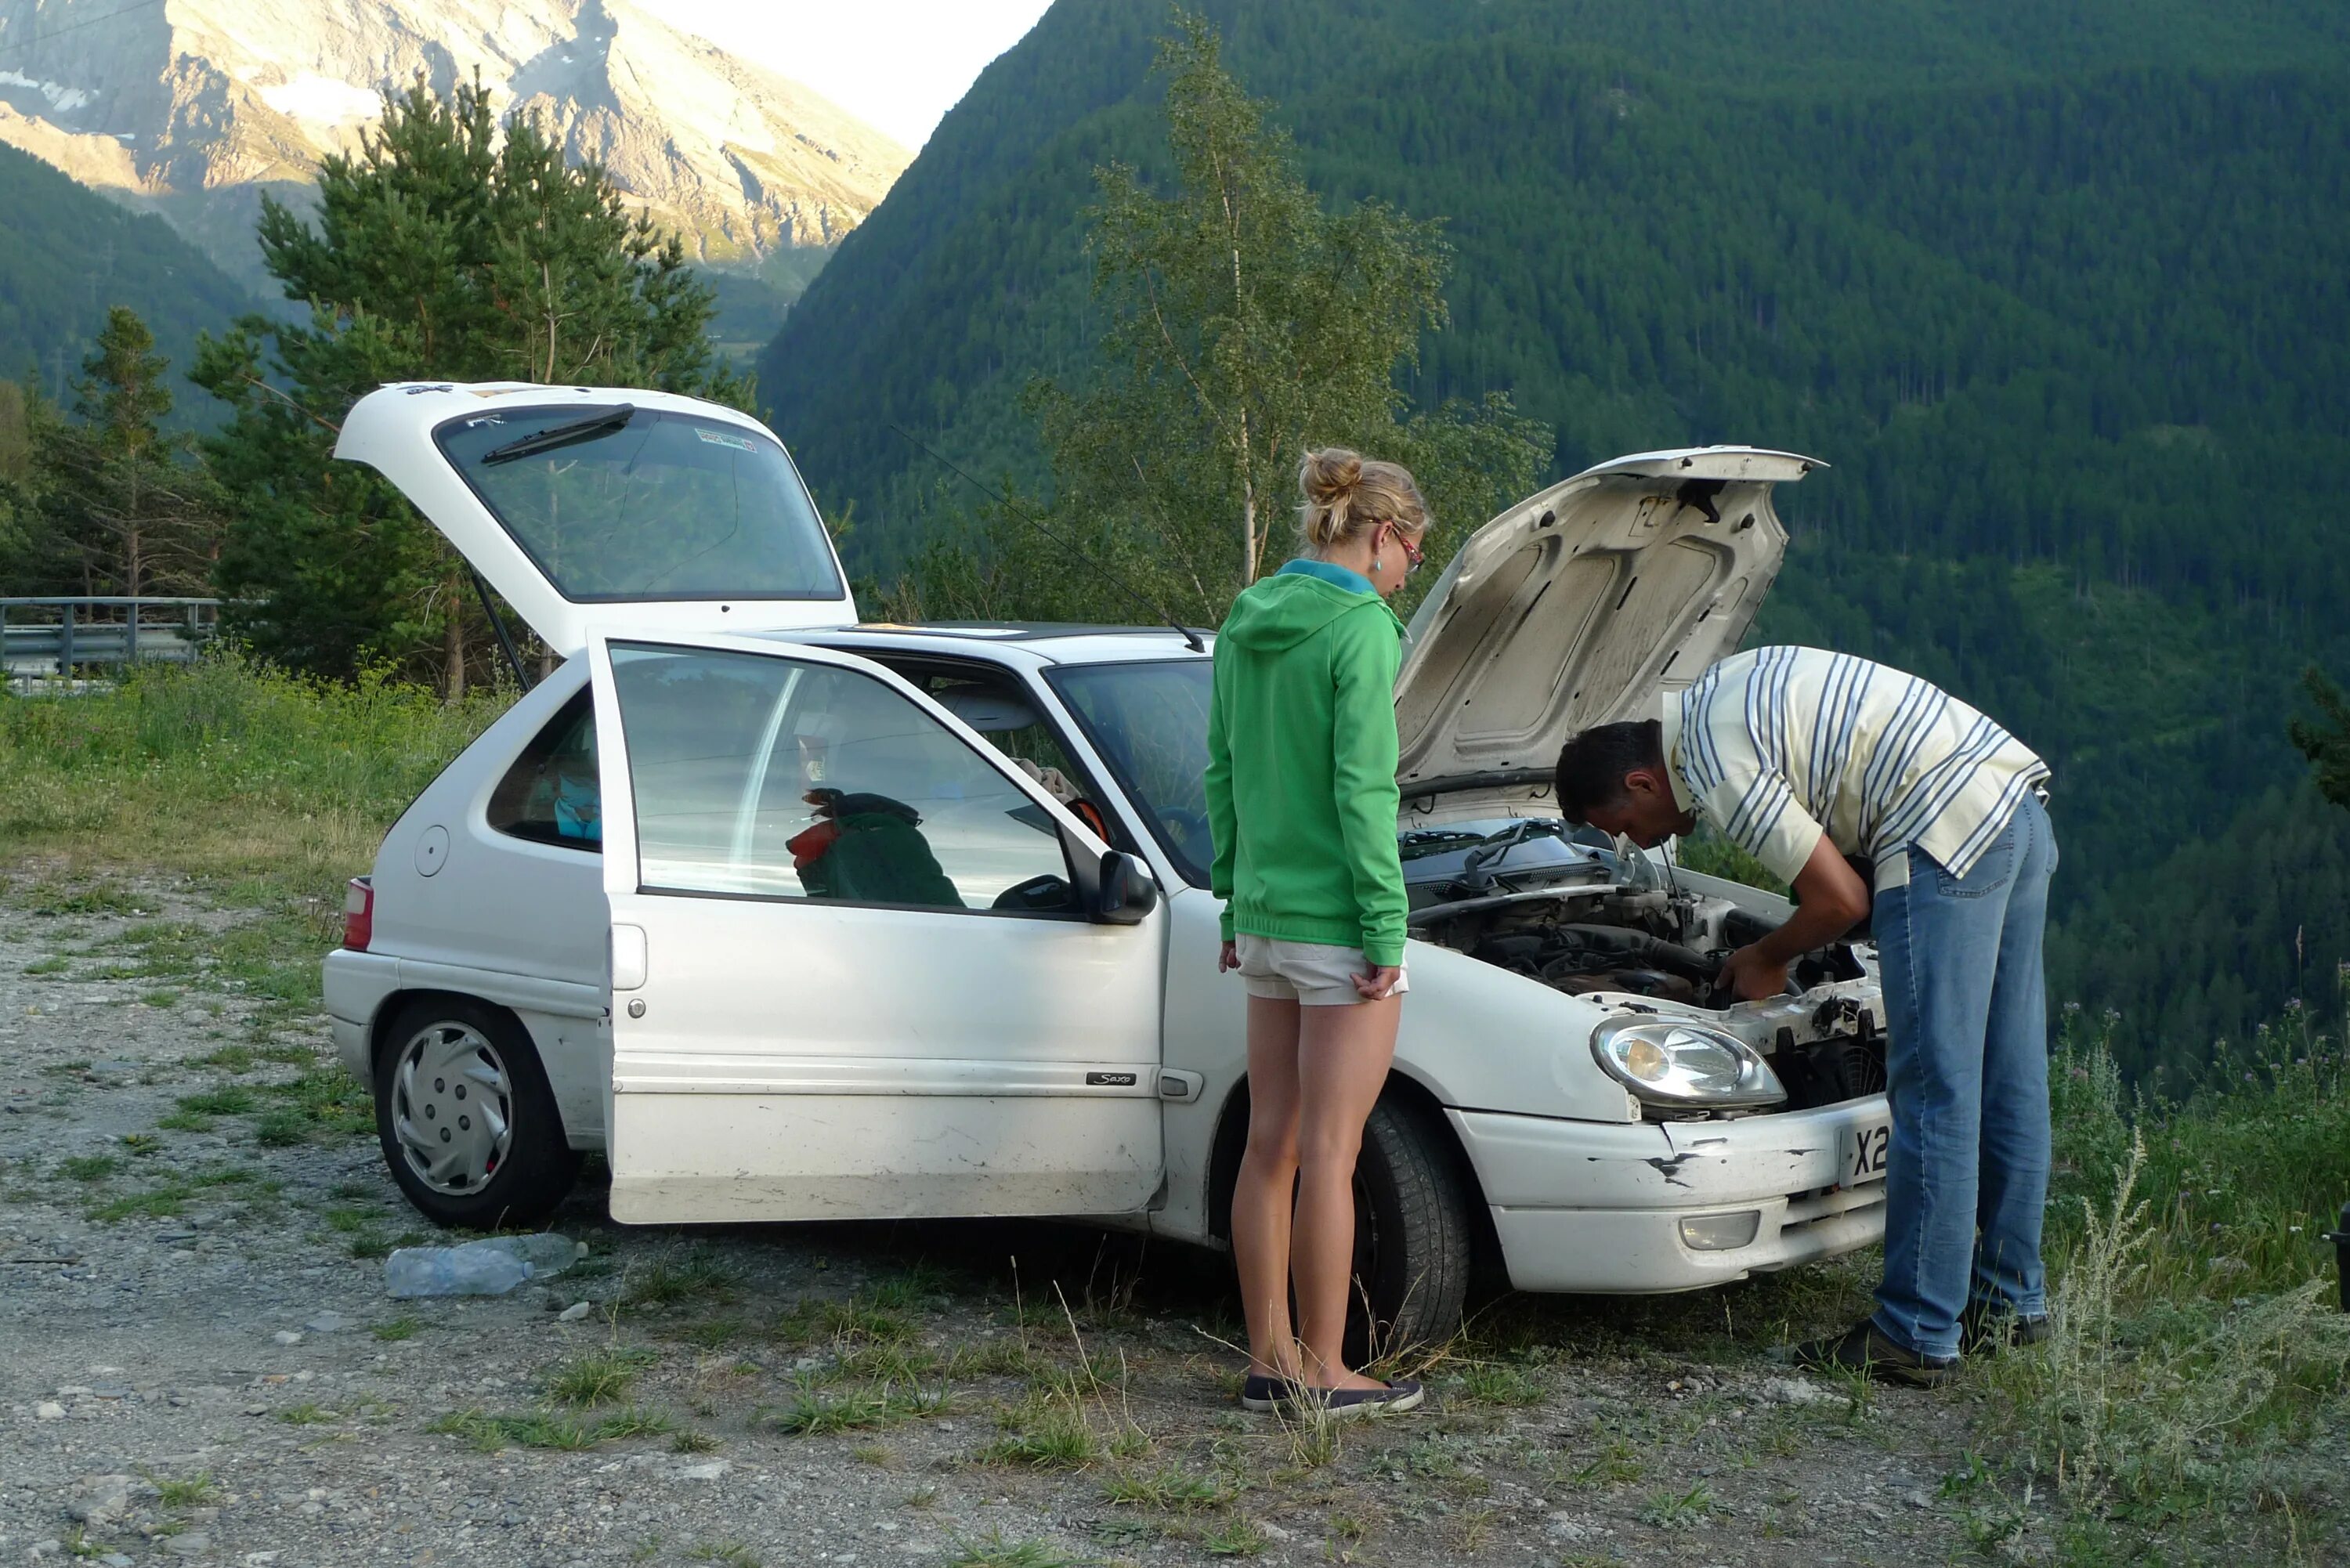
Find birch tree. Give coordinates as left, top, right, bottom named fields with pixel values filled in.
left=935, top=11, right=1548, bottom=627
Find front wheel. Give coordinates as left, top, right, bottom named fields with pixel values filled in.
left=1346, top=1096, right=1475, bottom=1365
left=374, top=997, right=580, bottom=1230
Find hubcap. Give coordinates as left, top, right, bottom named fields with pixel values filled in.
left=390, top=1022, right=515, bottom=1196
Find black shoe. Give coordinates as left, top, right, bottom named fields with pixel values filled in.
left=1791, top=1321, right=1957, bottom=1389
left=1287, top=1378, right=1426, bottom=1418
left=1238, top=1372, right=1296, bottom=1412
left=1960, top=1304, right=2052, bottom=1355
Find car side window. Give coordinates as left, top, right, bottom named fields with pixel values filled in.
left=609, top=644, right=1080, bottom=914
left=486, top=690, right=602, bottom=851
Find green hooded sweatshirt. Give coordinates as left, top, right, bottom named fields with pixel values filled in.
left=1204, top=559, right=1409, bottom=966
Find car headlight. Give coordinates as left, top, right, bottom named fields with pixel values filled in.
left=1591, top=1018, right=1786, bottom=1110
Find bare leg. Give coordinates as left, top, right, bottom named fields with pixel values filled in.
left=1292, top=993, right=1402, bottom=1390
left=1231, top=995, right=1303, bottom=1379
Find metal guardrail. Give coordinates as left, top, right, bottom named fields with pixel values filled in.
left=0, top=598, right=222, bottom=685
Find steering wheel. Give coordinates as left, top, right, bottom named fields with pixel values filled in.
left=1157, top=806, right=1209, bottom=849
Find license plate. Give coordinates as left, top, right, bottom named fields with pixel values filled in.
left=1838, top=1120, right=1890, bottom=1187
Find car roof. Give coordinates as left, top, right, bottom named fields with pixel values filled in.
left=760, top=623, right=1213, bottom=668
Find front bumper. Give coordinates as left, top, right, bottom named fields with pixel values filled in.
left=1450, top=1097, right=1890, bottom=1293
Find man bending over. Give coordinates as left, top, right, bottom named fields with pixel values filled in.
left=1553, top=646, right=2056, bottom=1386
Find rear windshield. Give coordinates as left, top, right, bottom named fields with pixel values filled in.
left=435, top=405, right=844, bottom=603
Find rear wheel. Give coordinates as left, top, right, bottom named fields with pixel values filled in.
left=374, top=997, right=579, bottom=1230
left=1344, top=1096, right=1476, bottom=1364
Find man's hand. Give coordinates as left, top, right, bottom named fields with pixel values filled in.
left=1354, top=962, right=1404, bottom=1000
left=1218, top=940, right=1240, bottom=974
left=1718, top=944, right=1789, bottom=1002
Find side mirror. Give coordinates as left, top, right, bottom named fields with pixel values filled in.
left=1067, top=829, right=1159, bottom=926
left=1093, top=850, right=1159, bottom=925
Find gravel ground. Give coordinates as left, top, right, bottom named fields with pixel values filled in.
left=0, top=872, right=2055, bottom=1567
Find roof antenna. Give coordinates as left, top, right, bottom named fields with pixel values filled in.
left=887, top=423, right=1206, bottom=652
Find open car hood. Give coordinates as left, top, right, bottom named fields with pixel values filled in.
left=1395, top=446, right=1819, bottom=797
left=335, top=382, right=857, bottom=659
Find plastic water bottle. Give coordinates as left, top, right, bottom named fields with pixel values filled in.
left=481, top=1233, right=583, bottom=1279
left=382, top=1233, right=584, bottom=1299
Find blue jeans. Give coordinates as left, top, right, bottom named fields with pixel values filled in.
left=1869, top=793, right=2057, bottom=1360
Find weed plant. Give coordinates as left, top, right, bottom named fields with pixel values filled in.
left=0, top=653, right=504, bottom=1000
left=1981, top=1010, right=2350, bottom=1546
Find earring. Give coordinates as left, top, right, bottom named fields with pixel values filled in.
left=1372, top=555, right=1383, bottom=576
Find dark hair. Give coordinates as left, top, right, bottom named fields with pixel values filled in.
left=1553, top=720, right=1666, bottom=823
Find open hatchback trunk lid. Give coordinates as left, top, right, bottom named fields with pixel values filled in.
left=336, top=382, right=857, bottom=658
left=1395, top=446, right=1820, bottom=798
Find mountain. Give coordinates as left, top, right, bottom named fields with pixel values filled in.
left=0, top=139, right=251, bottom=411
left=755, top=0, right=2350, bottom=1079
left=0, top=0, right=911, bottom=302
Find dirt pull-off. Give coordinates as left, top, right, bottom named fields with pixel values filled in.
left=0, top=873, right=2041, bottom=1567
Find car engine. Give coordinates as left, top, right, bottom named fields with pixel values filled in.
left=1401, top=818, right=1884, bottom=1110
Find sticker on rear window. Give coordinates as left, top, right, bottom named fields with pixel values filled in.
left=695, top=427, right=756, bottom=451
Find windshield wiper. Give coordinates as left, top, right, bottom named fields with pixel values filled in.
left=479, top=405, right=637, bottom=465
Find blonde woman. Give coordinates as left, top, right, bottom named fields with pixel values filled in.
left=1203, top=448, right=1428, bottom=1416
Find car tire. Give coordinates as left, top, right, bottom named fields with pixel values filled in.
left=1346, top=1096, right=1474, bottom=1365
left=374, top=996, right=580, bottom=1230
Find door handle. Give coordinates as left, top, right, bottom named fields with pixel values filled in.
left=1157, top=1069, right=1204, bottom=1103
left=611, top=923, right=648, bottom=991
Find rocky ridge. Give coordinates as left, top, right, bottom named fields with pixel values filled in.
left=0, top=0, right=911, bottom=278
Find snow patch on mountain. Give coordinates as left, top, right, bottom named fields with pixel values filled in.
left=0, top=0, right=912, bottom=273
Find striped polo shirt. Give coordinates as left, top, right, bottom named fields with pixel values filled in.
left=1664, top=647, right=2049, bottom=888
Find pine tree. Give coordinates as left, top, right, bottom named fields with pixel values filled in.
left=33, top=308, right=219, bottom=598
left=900, top=11, right=1549, bottom=625
left=2290, top=667, right=2350, bottom=811
left=192, top=76, right=744, bottom=697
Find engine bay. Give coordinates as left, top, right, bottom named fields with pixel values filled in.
left=1401, top=817, right=1885, bottom=1111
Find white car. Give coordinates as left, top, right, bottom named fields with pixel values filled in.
left=323, top=381, right=1892, bottom=1351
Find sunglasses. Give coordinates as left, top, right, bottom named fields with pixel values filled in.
left=1384, top=522, right=1425, bottom=574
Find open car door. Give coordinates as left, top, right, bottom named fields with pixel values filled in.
left=586, top=631, right=1167, bottom=1223
left=336, top=382, right=858, bottom=656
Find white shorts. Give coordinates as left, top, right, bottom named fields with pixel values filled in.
left=1235, top=934, right=1409, bottom=1006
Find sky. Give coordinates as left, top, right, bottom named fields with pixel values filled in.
left=638, top=0, right=1058, bottom=152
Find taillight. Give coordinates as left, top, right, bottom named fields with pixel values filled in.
left=342, top=876, right=374, bottom=952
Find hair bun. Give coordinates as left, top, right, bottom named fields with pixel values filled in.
left=1300, top=447, right=1363, bottom=510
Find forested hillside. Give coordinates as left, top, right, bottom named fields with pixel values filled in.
left=758, top=0, right=2350, bottom=1078
left=0, top=143, right=251, bottom=410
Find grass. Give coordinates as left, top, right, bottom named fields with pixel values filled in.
left=945, top=1534, right=1078, bottom=1568
left=175, top=1086, right=257, bottom=1116
left=545, top=1349, right=653, bottom=1408
left=775, top=1290, right=916, bottom=1348
left=621, top=1249, right=744, bottom=1310
left=55, top=1154, right=121, bottom=1182
left=1970, top=1018, right=2350, bottom=1559
left=1101, top=1461, right=1234, bottom=1512
left=428, top=1405, right=675, bottom=1453
left=0, top=655, right=505, bottom=1010
left=372, top=1316, right=421, bottom=1342
left=1199, top=1519, right=1269, bottom=1557
left=152, top=1473, right=219, bottom=1510
left=253, top=1109, right=312, bottom=1147
left=1637, top=1481, right=1716, bottom=1529
left=768, top=1381, right=952, bottom=1436
left=1452, top=1360, right=1546, bottom=1407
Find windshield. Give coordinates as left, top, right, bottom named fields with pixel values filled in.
left=1048, top=658, right=1214, bottom=887
left=435, top=405, right=843, bottom=603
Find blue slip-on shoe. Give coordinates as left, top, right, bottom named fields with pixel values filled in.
left=1289, top=1378, right=1424, bottom=1418
left=1238, top=1372, right=1297, bottom=1412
